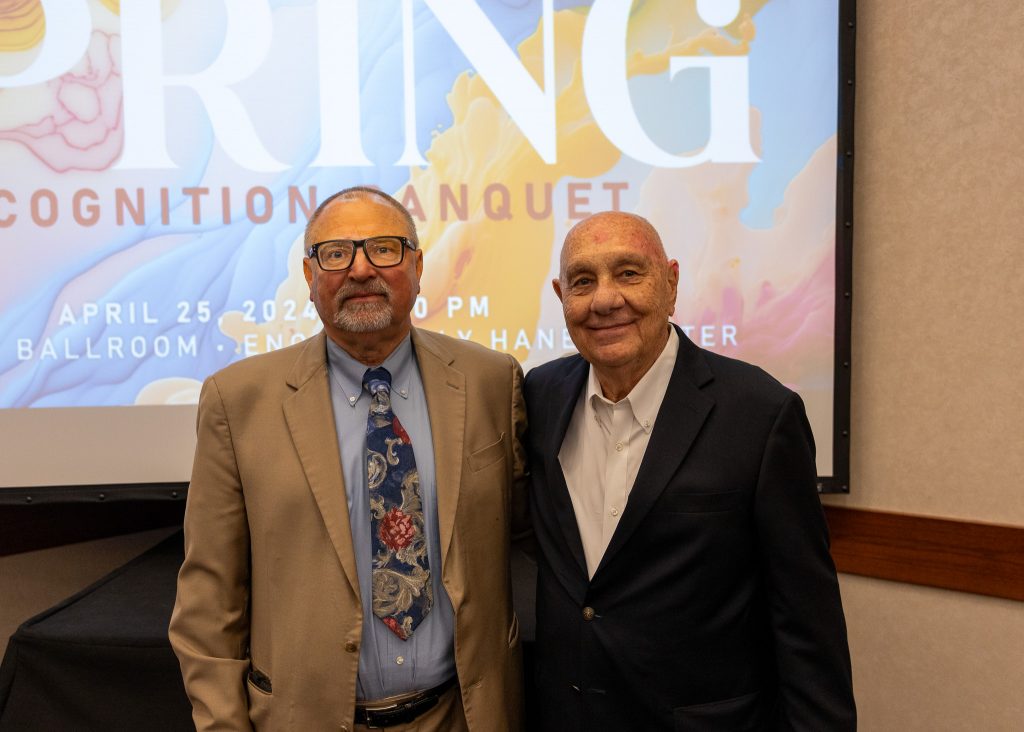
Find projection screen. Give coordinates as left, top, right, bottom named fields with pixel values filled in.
left=0, top=0, right=853, bottom=496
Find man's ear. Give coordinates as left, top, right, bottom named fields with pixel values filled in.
left=552, top=278, right=564, bottom=303
left=666, top=260, right=680, bottom=314
left=303, top=258, right=314, bottom=300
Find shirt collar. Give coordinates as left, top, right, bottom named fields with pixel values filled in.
left=326, top=333, right=415, bottom=408
left=585, top=326, right=679, bottom=434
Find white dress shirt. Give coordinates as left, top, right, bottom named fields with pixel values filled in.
left=558, top=327, right=679, bottom=577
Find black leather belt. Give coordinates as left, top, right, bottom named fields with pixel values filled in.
left=354, top=676, right=458, bottom=728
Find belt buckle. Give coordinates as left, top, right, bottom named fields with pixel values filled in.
left=364, top=698, right=431, bottom=729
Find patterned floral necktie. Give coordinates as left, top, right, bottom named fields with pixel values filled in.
left=363, top=367, right=432, bottom=641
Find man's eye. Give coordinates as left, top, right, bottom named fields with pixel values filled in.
left=572, top=277, right=592, bottom=288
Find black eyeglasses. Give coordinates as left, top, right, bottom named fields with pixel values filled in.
left=307, top=236, right=416, bottom=271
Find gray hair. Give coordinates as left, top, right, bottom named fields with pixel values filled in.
left=303, top=186, right=419, bottom=249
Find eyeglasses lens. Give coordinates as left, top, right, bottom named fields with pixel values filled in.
left=318, top=237, right=405, bottom=270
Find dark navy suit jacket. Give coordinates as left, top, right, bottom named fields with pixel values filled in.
left=524, top=327, right=856, bottom=731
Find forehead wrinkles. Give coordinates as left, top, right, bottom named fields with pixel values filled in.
left=561, top=218, right=665, bottom=278
left=311, top=198, right=412, bottom=242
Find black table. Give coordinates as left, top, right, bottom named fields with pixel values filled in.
left=0, top=531, right=538, bottom=730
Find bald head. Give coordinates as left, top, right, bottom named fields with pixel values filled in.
left=553, top=210, right=679, bottom=400
left=560, top=212, right=667, bottom=281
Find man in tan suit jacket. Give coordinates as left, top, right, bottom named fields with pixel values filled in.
left=169, top=187, right=526, bottom=731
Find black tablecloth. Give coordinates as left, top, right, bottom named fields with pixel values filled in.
left=0, top=531, right=538, bottom=731
left=0, top=532, right=192, bottom=731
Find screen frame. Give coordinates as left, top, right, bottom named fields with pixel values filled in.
left=0, top=0, right=857, bottom=503
left=820, top=0, right=856, bottom=494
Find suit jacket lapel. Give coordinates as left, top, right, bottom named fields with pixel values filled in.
left=283, top=332, right=361, bottom=600
left=411, top=328, right=465, bottom=569
left=593, top=329, right=715, bottom=579
left=544, top=356, right=590, bottom=581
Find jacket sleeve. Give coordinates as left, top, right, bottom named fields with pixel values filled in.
left=168, top=375, right=254, bottom=732
left=753, top=391, right=857, bottom=731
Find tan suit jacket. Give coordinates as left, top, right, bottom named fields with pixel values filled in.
left=169, top=329, right=527, bottom=731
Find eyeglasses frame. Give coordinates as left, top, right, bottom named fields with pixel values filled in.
left=307, top=236, right=417, bottom=271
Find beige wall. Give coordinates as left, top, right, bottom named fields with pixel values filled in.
left=824, top=0, right=1024, bottom=526
left=840, top=575, right=1024, bottom=732
left=820, top=0, right=1024, bottom=729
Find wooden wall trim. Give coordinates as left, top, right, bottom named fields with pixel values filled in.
left=3, top=502, right=1021, bottom=603
left=824, top=506, right=1024, bottom=602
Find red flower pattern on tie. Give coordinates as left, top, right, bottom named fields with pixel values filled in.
left=379, top=507, right=416, bottom=550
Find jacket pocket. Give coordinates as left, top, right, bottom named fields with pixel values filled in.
left=467, top=432, right=506, bottom=473
left=246, top=665, right=273, bottom=728
left=673, top=689, right=760, bottom=731
left=247, top=665, right=273, bottom=694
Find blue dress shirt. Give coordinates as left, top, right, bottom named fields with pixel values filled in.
left=325, top=335, right=456, bottom=700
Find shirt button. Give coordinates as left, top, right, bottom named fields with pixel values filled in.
left=643, top=419, right=651, bottom=428
left=396, top=656, right=405, bottom=665
left=582, top=606, right=596, bottom=621
left=610, top=507, right=619, bottom=517
left=349, top=396, right=356, bottom=404
left=615, top=442, right=624, bottom=452
left=340, top=725, right=350, bottom=732
left=344, top=641, right=358, bottom=653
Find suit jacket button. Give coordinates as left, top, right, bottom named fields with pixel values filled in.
left=344, top=641, right=358, bottom=653
left=582, top=606, right=596, bottom=621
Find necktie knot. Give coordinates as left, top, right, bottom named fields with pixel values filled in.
left=363, top=367, right=392, bottom=394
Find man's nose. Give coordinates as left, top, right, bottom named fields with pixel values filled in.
left=347, top=246, right=377, bottom=280
left=590, top=278, right=624, bottom=314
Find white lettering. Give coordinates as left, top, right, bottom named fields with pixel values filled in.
left=58, top=304, right=75, bottom=325
left=468, top=296, right=489, bottom=317
left=413, top=296, right=428, bottom=319
left=422, top=0, right=555, bottom=163
left=397, top=0, right=428, bottom=166
left=311, top=0, right=372, bottom=167
left=582, top=0, right=758, bottom=168
left=696, top=0, right=741, bottom=28
left=118, top=0, right=285, bottom=170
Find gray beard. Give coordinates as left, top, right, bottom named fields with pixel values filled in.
left=332, top=280, right=394, bottom=332
left=333, top=300, right=394, bottom=332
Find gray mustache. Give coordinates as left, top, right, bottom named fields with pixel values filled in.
left=336, top=280, right=391, bottom=306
